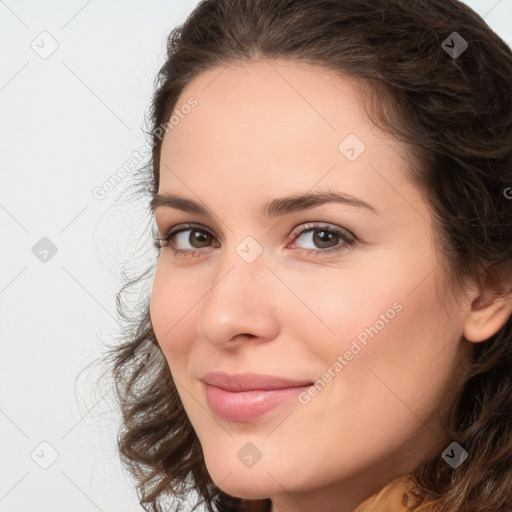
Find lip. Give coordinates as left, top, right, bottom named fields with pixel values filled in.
left=200, top=371, right=313, bottom=391
left=200, top=371, right=313, bottom=422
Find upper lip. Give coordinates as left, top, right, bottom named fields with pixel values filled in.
left=200, top=371, right=313, bottom=392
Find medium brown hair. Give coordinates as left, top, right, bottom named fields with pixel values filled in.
left=105, top=1, right=512, bottom=510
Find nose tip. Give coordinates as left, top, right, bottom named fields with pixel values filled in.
left=196, top=262, right=280, bottom=348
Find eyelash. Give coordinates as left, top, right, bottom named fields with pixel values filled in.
left=153, top=222, right=356, bottom=258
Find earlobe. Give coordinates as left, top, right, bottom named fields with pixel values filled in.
left=463, top=291, right=512, bottom=343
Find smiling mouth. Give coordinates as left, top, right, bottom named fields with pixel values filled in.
left=203, top=383, right=313, bottom=421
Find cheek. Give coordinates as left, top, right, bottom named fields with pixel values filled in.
left=262, top=261, right=459, bottom=483
left=283, top=245, right=458, bottom=422
left=276, top=255, right=409, bottom=363
left=149, top=262, right=198, bottom=365
left=312, top=267, right=457, bottom=425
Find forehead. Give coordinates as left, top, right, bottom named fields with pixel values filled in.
left=158, top=59, right=419, bottom=220
left=164, top=58, right=371, bottom=152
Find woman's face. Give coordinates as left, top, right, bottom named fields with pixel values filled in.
left=150, top=60, right=472, bottom=511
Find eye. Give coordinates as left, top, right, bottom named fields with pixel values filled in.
left=289, top=222, right=356, bottom=256
left=153, top=223, right=219, bottom=257
left=153, top=222, right=356, bottom=258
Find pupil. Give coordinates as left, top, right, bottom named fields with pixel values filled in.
left=192, top=230, right=209, bottom=247
left=314, top=230, right=338, bottom=248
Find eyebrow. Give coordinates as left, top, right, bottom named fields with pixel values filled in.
left=150, top=190, right=379, bottom=217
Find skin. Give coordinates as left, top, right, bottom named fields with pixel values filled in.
left=149, top=59, right=511, bottom=512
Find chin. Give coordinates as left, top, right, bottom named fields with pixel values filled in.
left=205, top=461, right=280, bottom=500
left=215, top=479, right=273, bottom=501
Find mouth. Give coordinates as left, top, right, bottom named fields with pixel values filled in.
left=200, top=371, right=314, bottom=422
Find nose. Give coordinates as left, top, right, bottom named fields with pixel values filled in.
left=196, top=249, right=281, bottom=348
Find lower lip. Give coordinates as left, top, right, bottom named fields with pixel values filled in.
left=203, top=383, right=312, bottom=422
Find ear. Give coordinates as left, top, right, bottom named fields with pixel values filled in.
left=463, top=268, right=512, bottom=343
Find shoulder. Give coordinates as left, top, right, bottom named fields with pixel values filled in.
left=353, top=474, right=437, bottom=512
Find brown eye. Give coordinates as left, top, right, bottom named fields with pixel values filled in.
left=154, top=224, right=220, bottom=257
left=291, top=222, right=356, bottom=256
left=311, top=229, right=340, bottom=249
left=187, top=230, right=212, bottom=248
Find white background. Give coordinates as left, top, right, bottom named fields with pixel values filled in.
left=1, top=1, right=511, bottom=510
